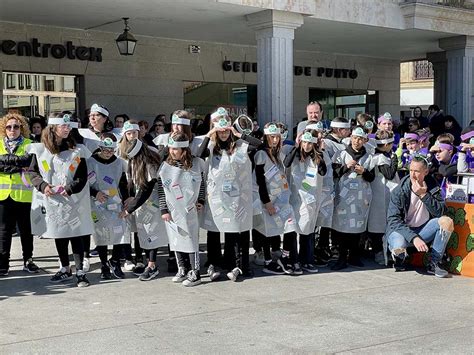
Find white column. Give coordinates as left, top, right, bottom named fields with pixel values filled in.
left=247, top=10, right=303, bottom=128
left=427, top=51, right=447, bottom=112
left=439, top=36, right=474, bottom=127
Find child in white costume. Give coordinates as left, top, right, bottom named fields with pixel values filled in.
left=28, top=114, right=93, bottom=287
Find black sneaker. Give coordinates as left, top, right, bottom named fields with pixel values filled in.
left=427, top=261, right=449, bottom=278
left=207, top=264, right=221, bottom=281
left=23, top=259, right=40, bottom=273
left=0, top=269, right=9, bottom=276
left=348, top=256, right=364, bottom=268
left=263, top=261, right=285, bottom=275
left=101, top=265, right=112, bottom=280
left=182, top=270, right=201, bottom=287
left=133, top=262, right=146, bottom=276
left=138, top=266, right=159, bottom=281
left=314, top=257, right=329, bottom=267
left=242, top=269, right=254, bottom=278
left=76, top=273, right=90, bottom=287
left=172, top=267, right=188, bottom=283
left=108, top=259, right=125, bottom=279
left=167, top=258, right=178, bottom=273
left=302, top=263, right=319, bottom=273
left=292, top=263, right=303, bottom=275
left=226, top=267, right=242, bottom=282
left=276, top=256, right=292, bottom=274
left=330, top=258, right=348, bottom=271
left=50, top=268, right=73, bottom=283
left=392, top=253, right=407, bottom=272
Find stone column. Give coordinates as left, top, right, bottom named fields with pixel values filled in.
left=426, top=51, right=447, bottom=113
left=439, top=36, right=474, bottom=127
left=247, top=10, right=304, bottom=128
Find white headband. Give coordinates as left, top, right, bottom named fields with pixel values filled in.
left=330, top=121, right=351, bottom=129
left=98, top=137, right=118, bottom=149
left=48, top=114, right=72, bottom=126
left=122, top=122, right=139, bottom=133
left=171, top=115, right=190, bottom=126
left=375, top=138, right=394, bottom=145
left=352, top=127, right=367, bottom=138
left=69, top=122, right=78, bottom=129
left=263, top=124, right=281, bottom=136
left=210, top=107, right=228, bottom=121
left=90, top=104, right=109, bottom=117
left=168, top=137, right=189, bottom=148
left=301, top=132, right=318, bottom=143
left=306, top=123, right=324, bottom=131
left=127, top=139, right=143, bottom=158
left=214, top=117, right=231, bottom=129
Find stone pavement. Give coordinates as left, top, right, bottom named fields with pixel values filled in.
left=0, top=235, right=473, bottom=354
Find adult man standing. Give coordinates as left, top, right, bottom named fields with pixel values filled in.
left=386, top=155, right=453, bottom=277
left=295, top=101, right=325, bottom=141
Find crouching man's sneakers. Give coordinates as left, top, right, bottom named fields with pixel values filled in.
left=427, top=261, right=449, bottom=278
left=391, top=249, right=407, bottom=272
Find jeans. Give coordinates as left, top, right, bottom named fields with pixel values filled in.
left=387, top=218, right=450, bottom=261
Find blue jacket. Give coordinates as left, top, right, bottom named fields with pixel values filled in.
left=386, top=174, right=445, bottom=243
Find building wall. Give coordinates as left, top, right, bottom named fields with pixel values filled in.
left=0, top=22, right=400, bottom=125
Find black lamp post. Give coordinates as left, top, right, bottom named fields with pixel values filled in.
left=116, top=17, right=137, bottom=55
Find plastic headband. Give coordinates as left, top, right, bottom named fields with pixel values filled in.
left=263, top=124, right=281, bottom=135
left=98, top=137, right=117, bottom=149
left=48, top=115, right=71, bottom=126
left=171, top=115, right=190, bottom=126
left=412, top=154, right=430, bottom=166
left=352, top=128, right=367, bottom=138
left=210, top=107, right=228, bottom=121
left=431, top=142, right=453, bottom=151
left=214, top=117, right=231, bottom=128
left=69, top=122, right=78, bottom=129
left=90, top=104, right=109, bottom=117
left=306, top=122, right=324, bottom=131
left=168, top=137, right=189, bottom=148
left=377, top=112, right=392, bottom=123
left=364, top=121, right=374, bottom=130
left=301, top=132, right=318, bottom=143
left=122, top=123, right=139, bottom=133
left=461, top=130, right=474, bottom=141
left=375, top=138, right=394, bottom=145
left=127, top=139, right=143, bottom=158
left=404, top=133, right=419, bottom=141
left=330, top=121, right=351, bottom=129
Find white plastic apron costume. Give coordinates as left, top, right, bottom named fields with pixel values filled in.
left=323, top=138, right=346, bottom=160
left=253, top=150, right=296, bottom=236
left=316, top=150, right=335, bottom=228
left=202, top=140, right=253, bottom=232
left=132, top=165, right=168, bottom=249
left=332, top=150, right=373, bottom=234
left=289, top=156, right=323, bottom=235
left=367, top=153, right=399, bottom=233
left=87, top=157, right=130, bottom=245
left=27, top=143, right=94, bottom=238
left=159, top=158, right=203, bottom=252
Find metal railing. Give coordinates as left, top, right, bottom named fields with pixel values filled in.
left=413, top=60, right=434, bottom=80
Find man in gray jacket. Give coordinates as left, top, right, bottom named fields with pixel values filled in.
left=386, top=155, right=454, bottom=277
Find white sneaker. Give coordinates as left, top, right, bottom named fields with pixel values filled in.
left=374, top=251, right=385, bottom=266
left=253, top=251, right=265, bottom=266
left=124, top=260, right=135, bottom=271
left=83, top=258, right=90, bottom=272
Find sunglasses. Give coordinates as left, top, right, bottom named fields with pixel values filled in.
left=6, top=125, right=20, bottom=130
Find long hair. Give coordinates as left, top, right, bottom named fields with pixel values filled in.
left=118, top=119, right=139, bottom=160
left=127, top=139, right=161, bottom=190
left=171, top=110, right=193, bottom=141
left=211, top=117, right=237, bottom=156
left=300, top=129, right=322, bottom=165
left=262, top=122, right=282, bottom=165
left=0, top=113, right=31, bottom=139
left=41, top=124, right=76, bottom=155
left=166, top=132, right=193, bottom=170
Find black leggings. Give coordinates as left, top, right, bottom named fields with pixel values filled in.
left=332, top=231, right=361, bottom=259
left=368, top=232, right=384, bottom=253
left=175, top=251, right=199, bottom=271
left=145, top=248, right=158, bottom=263
left=207, top=231, right=223, bottom=266
left=55, top=236, right=84, bottom=271
left=283, top=232, right=298, bottom=264
left=223, top=231, right=250, bottom=271
left=82, top=235, right=91, bottom=258
left=263, top=235, right=281, bottom=261
left=96, top=245, right=123, bottom=266
left=317, top=227, right=331, bottom=250
left=252, top=229, right=265, bottom=252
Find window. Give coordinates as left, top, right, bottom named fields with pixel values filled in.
left=6, top=74, right=16, bottom=89
left=413, top=60, right=434, bottom=80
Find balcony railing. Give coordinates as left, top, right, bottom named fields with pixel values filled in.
left=413, top=60, right=434, bottom=80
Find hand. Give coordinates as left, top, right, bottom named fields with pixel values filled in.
left=196, top=202, right=203, bottom=212
left=162, top=213, right=172, bottom=222
left=230, top=126, right=242, bottom=138
left=460, top=143, right=474, bottom=152
left=295, top=132, right=303, bottom=145
left=413, top=236, right=429, bottom=252
left=59, top=188, right=69, bottom=197
left=123, top=197, right=134, bottom=209
left=347, top=160, right=357, bottom=169
left=319, top=139, right=326, bottom=150
left=44, top=185, right=54, bottom=197
left=96, top=191, right=108, bottom=203
left=119, top=210, right=130, bottom=219
left=354, top=164, right=365, bottom=175
left=265, top=202, right=276, bottom=216
left=411, top=179, right=427, bottom=198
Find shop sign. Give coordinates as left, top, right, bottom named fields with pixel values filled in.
left=0, top=38, right=102, bottom=62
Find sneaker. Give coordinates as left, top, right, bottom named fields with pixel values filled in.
left=276, top=256, right=292, bottom=275
left=374, top=251, right=386, bottom=266
left=253, top=251, right=265, bottom=266
left=207, top=264, right=221, bottom=281
left=23, top=259, right=40, bottom=273
left=50, top=268, right=73, bottom=283
left=138, top=266, right=160, bottom=281
left=108, top=259, right=125, bottom=279
left=263, top=261, right=285, bottom=275
left=392, top=253, right=406, bottom=272
left=242, top=269, right=254, bottom=278
left=226, top=267, right=242, bottom=281
left=348, top=256, right=364, bottom=268
left=133, top=262, right=146, bottom=276
left=76, top=273, right=90, bottom=287
left=0, top=269, right=9, bottom=276
left=314, top=257, right=329, bottom=267
left=100, top=266, right=112, bottom=280
left=124, top=260, right=135, bottom=271
left=167, top=257, right=178, bottom=273
left=302, top=263, right=319, bottom=273
left=172, top=267, right=188, bottom=283
left=292, top=263, right=303, bottom=275
left=330, top=258, right=348, bottom=271
left=83, top=258, right=90, bottom=272
left=427, top=261, right=449, bottom=278
left=182, top=270, right=201, bottom=287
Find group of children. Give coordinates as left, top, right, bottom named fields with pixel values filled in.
left=20, top=104, right=470, bottom=288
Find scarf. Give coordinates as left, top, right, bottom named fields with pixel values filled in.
left=4, top=136, right=24, bottom=154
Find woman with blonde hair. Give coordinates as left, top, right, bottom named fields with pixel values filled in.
left=0, top=113, right=38, bottom=275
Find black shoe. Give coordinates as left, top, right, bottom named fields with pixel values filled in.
left=182, top=270, right=201, bottom=287
left=263, top=261, right=285, bottom=275
left=348, top=256, right=364, bottom=268
left=292, top=263, right=303, bottom=275
left=101, top=266, right=112, bottom=280
left=76, top=273, right=90, bottom=287
left=50, top=268, right=73, bottom=283
left=108, top=259, right=125, bottom=279
left=132, top=263, right=146, bottom=276
left=301, top=263, right=319, bottom=273
left=172, top=267, right=188, bottom=283
left=392, top=253, right=407, bottom=272
left=167, top=258, right=178, bottom=273
left=139, top=266, right=160, bottom=281
left=276, top=256, right=293, bottom=274
left=23, top=259, right=40, bottom=273
left=427, top=261, right=449, bottom=278
left=330, top=258, right=348, bottom=271
left=314, top=257, right=329, bottom=267
left=242, top=269, right=254, bottom=278
left=0, top=268, right=9, bottom=276
left=207, top=264, right=221, bottom=281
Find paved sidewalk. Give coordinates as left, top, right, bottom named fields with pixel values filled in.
left=0, top=236, right=473, bottom=354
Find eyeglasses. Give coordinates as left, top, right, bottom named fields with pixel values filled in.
left=100, top=147, right=115, bottom=154
left=6, top=125, right=20, bottom=130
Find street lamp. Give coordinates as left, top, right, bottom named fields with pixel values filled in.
left=116, top=17, right=137, bottom=56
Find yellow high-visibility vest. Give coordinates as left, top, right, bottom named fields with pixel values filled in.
left=0, top=138, right=33, bottom=203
